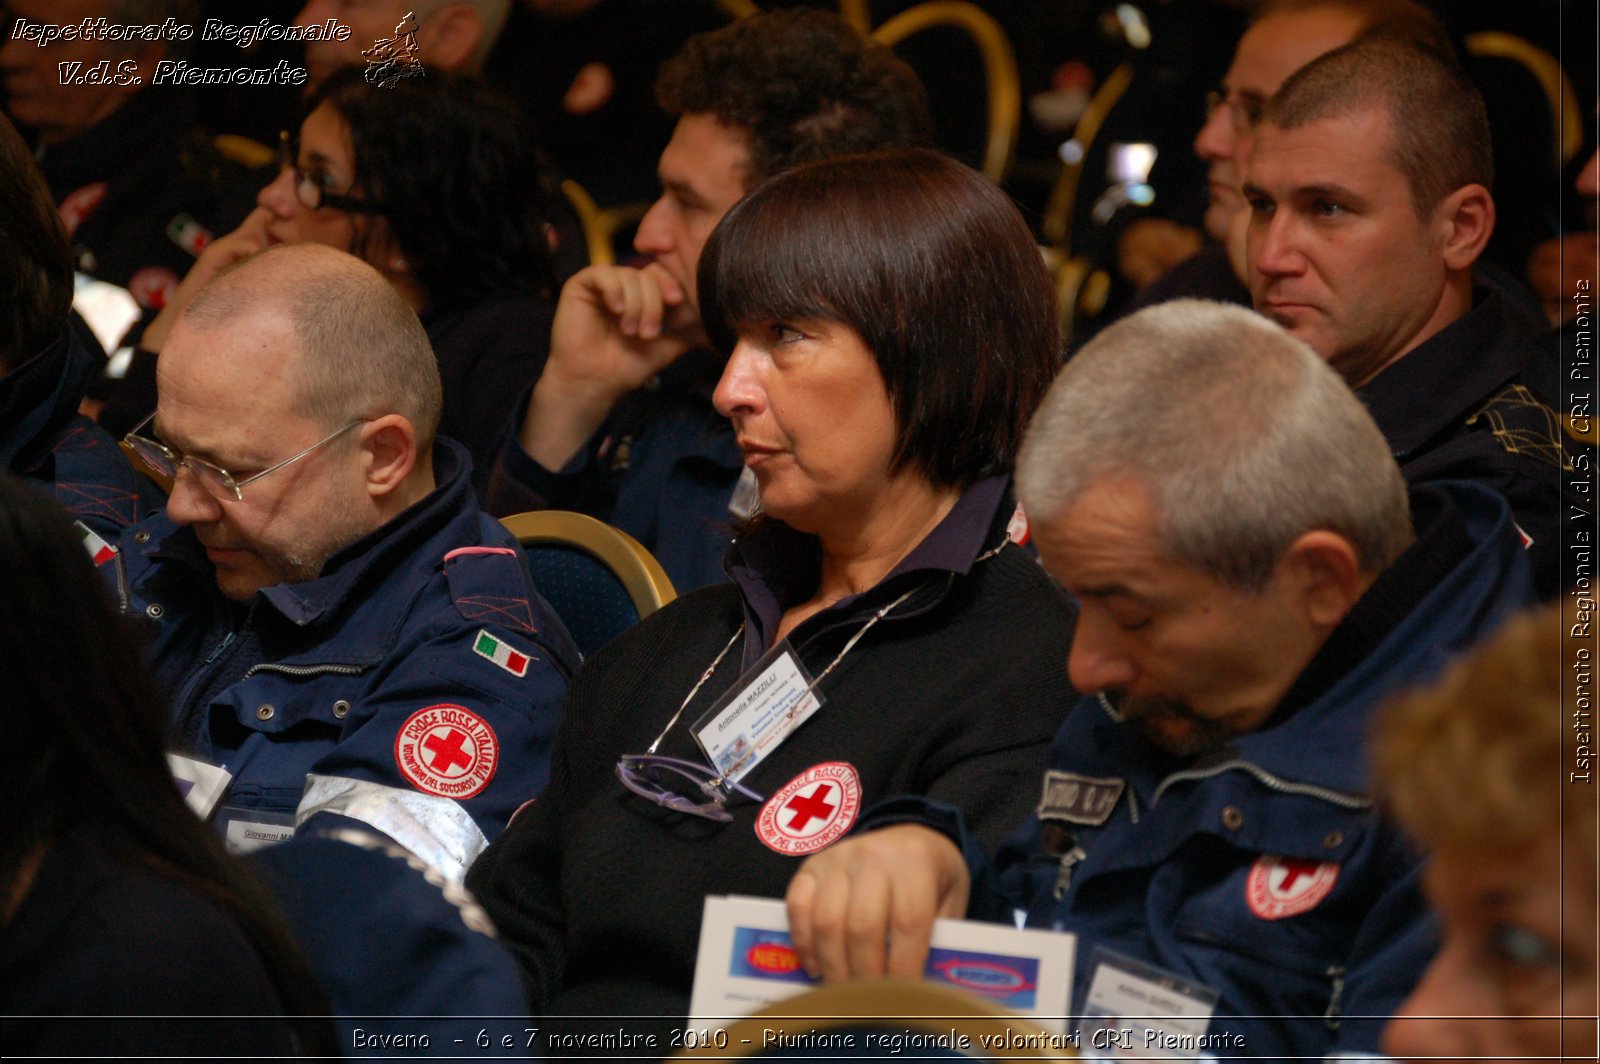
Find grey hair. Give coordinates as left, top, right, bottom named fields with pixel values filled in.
left=184, top=244, right=443, bottom=451
left=1016, top=300, right=1411, bottom=590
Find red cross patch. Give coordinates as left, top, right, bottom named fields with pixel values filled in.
left=394, top=704, right=498, bottom=800
left=1245, top=854, right=1340, bottom=920
left=755, top=762, right=861, bottom=857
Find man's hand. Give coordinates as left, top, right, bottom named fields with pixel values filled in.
left=518, top=262, right=700, bottom=470
left=139, top=207, right=274, bottom=353
left=785, top=824, right=971, bottom=984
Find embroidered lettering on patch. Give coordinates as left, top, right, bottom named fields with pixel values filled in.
left=755, top=762, right=861, bottom=857
left=1245, top=855, right=1340, bottom=920
left=473, top=629, right=532, bottom=677
left=1036, top=769, right=1124, bottom=826
left=394, top=704, right=499, bottom=800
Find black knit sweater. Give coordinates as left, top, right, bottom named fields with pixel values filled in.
left=467, top=486, right=1078, bottom=1043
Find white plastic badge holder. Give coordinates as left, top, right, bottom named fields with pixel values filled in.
left=167, top=753, right=232, bottom=819
left=1080, top=947, right=1219, bottom=1061
left=692, top=640, right=821, bottom=786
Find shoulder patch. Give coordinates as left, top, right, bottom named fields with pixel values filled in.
left=444, top=547, right=538, bottom=634
left=472, top=629, right=534, bottom=677
left=395, top=704, right=499, bottom=799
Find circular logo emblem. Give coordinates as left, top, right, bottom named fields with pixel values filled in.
left=127, top=266, right=179, bottom=309
left=394, top=704, right=499, bottom=800
left=755, top=762, right=861, bottom=856
left=1245, top=855, right=1340, bottom=920
left=58, top=181, right=107, bottom=235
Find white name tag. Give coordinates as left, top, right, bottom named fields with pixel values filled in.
left=167, top=754, right=232, bottom=819
left=224, top=816, right=297, bottom=855
left=1080, top=947, right=1219, bottom=1061
left=692, top=640, right=821, bottom=786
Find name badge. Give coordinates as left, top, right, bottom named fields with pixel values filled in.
left=222, top=811, right=298, bottom=855
left=692, top=639, right=822, bottom=786
left=167, top=753, right=232, bottom=819
left=1079, top=947, right=1219, bottom=1061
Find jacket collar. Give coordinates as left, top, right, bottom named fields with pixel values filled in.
left=1088, top=481, right=1531, bottom=802
left=142, top=439, right=480, bottom=632
left=1356, top=283, right=1534, bottom=459
left=0, top=326, right=102, bottom=474
left=725, top=475, right=1012, bottom=657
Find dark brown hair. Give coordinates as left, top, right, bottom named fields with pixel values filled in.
left=1262, top=33, right=1492, bottom=218
left=0, top=113, right=71, bottom=373
left=656, top=8, right=932, bottom=189
left=699, top=148, right=1060, bottom=490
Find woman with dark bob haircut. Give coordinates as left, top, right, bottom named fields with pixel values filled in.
left=111, top=69, right=558, bottom=499
left=0, top=474, right=338, bottom=1057
left=469, top=148, right=1078, bottom=1039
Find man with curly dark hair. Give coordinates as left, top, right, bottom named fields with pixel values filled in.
left=488, top=8, right=931, bottom=592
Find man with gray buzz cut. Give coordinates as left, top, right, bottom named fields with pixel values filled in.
left=110, top=242, right=577, bottom=879
left=783, top=299, right=1535, bottom=1059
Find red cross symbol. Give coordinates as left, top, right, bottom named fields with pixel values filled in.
left=784, top=783, right=836, bottom=832
left=1275, top=858, right=1321, bottom=893
left=423, top=728, right=473, bottom=773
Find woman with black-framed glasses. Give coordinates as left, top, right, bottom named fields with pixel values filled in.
left=101, top=69, right=560, bottom=502
left=467, top=149, right=1079, bottom=1043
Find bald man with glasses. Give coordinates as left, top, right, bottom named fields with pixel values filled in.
left=108, top=243, right=577, bottom=881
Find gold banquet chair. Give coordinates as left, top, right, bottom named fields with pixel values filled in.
left=499, top=509, right=675, bottom=657
left=870, top=1, right=1022, bottom=185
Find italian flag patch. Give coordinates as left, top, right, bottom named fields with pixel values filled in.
left=473, top=629, right=531, bottom=678
left=75, top=520, right=117, bottom=566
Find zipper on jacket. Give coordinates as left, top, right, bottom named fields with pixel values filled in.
left=1323, top=965, right=1346, bottom=1031
left=243, top=661, right=367, bottom=680
left=1052, top=844, right=1087, bottom=900
left=1151, top=760, right=1372, bottom=811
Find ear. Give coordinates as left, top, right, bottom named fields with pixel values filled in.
left=1434, top=183, right=1495, bottom=272
left=1278, top=530, right=1366, bottom=632
left=417, top=3, right=484, bottom=72
left=358, top=414, right=418, bottom=500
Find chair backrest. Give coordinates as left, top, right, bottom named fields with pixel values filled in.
left=870, top=1, right=1021, bottom=185
left=673, top=979, right=1071, bottom=1059
left=1464, top=31, right=1584, bottom=168
left=559, top=178, right=653, bottom=268
left=499, top=510, right=675, bottom=657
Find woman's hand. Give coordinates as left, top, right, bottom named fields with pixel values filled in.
left=137, top=207, right=274, bottom=353
left=785, top=824, right=971, bottom=983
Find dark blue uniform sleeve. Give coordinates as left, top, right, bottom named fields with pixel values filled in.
left=296, top=548, right=577, bottom=879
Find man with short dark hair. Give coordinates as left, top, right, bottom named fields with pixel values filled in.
left=1243, top=33, right=1577, bottom=596
left=1123, top=0, right=1447, bottom=305
left=0, top=111, right=161, bottom=536
left=782, top=300, right=1535, bottom=1060
left=487, top=8, right=931, bottom=591
left=110, top=243, right=577, bottom=878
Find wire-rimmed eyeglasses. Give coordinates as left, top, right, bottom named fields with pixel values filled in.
left=1204, top=87, right=1265, bottom=135
left=123, top=413, right=369, bottom=502
left=276, top=130, right=386, bottom=215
